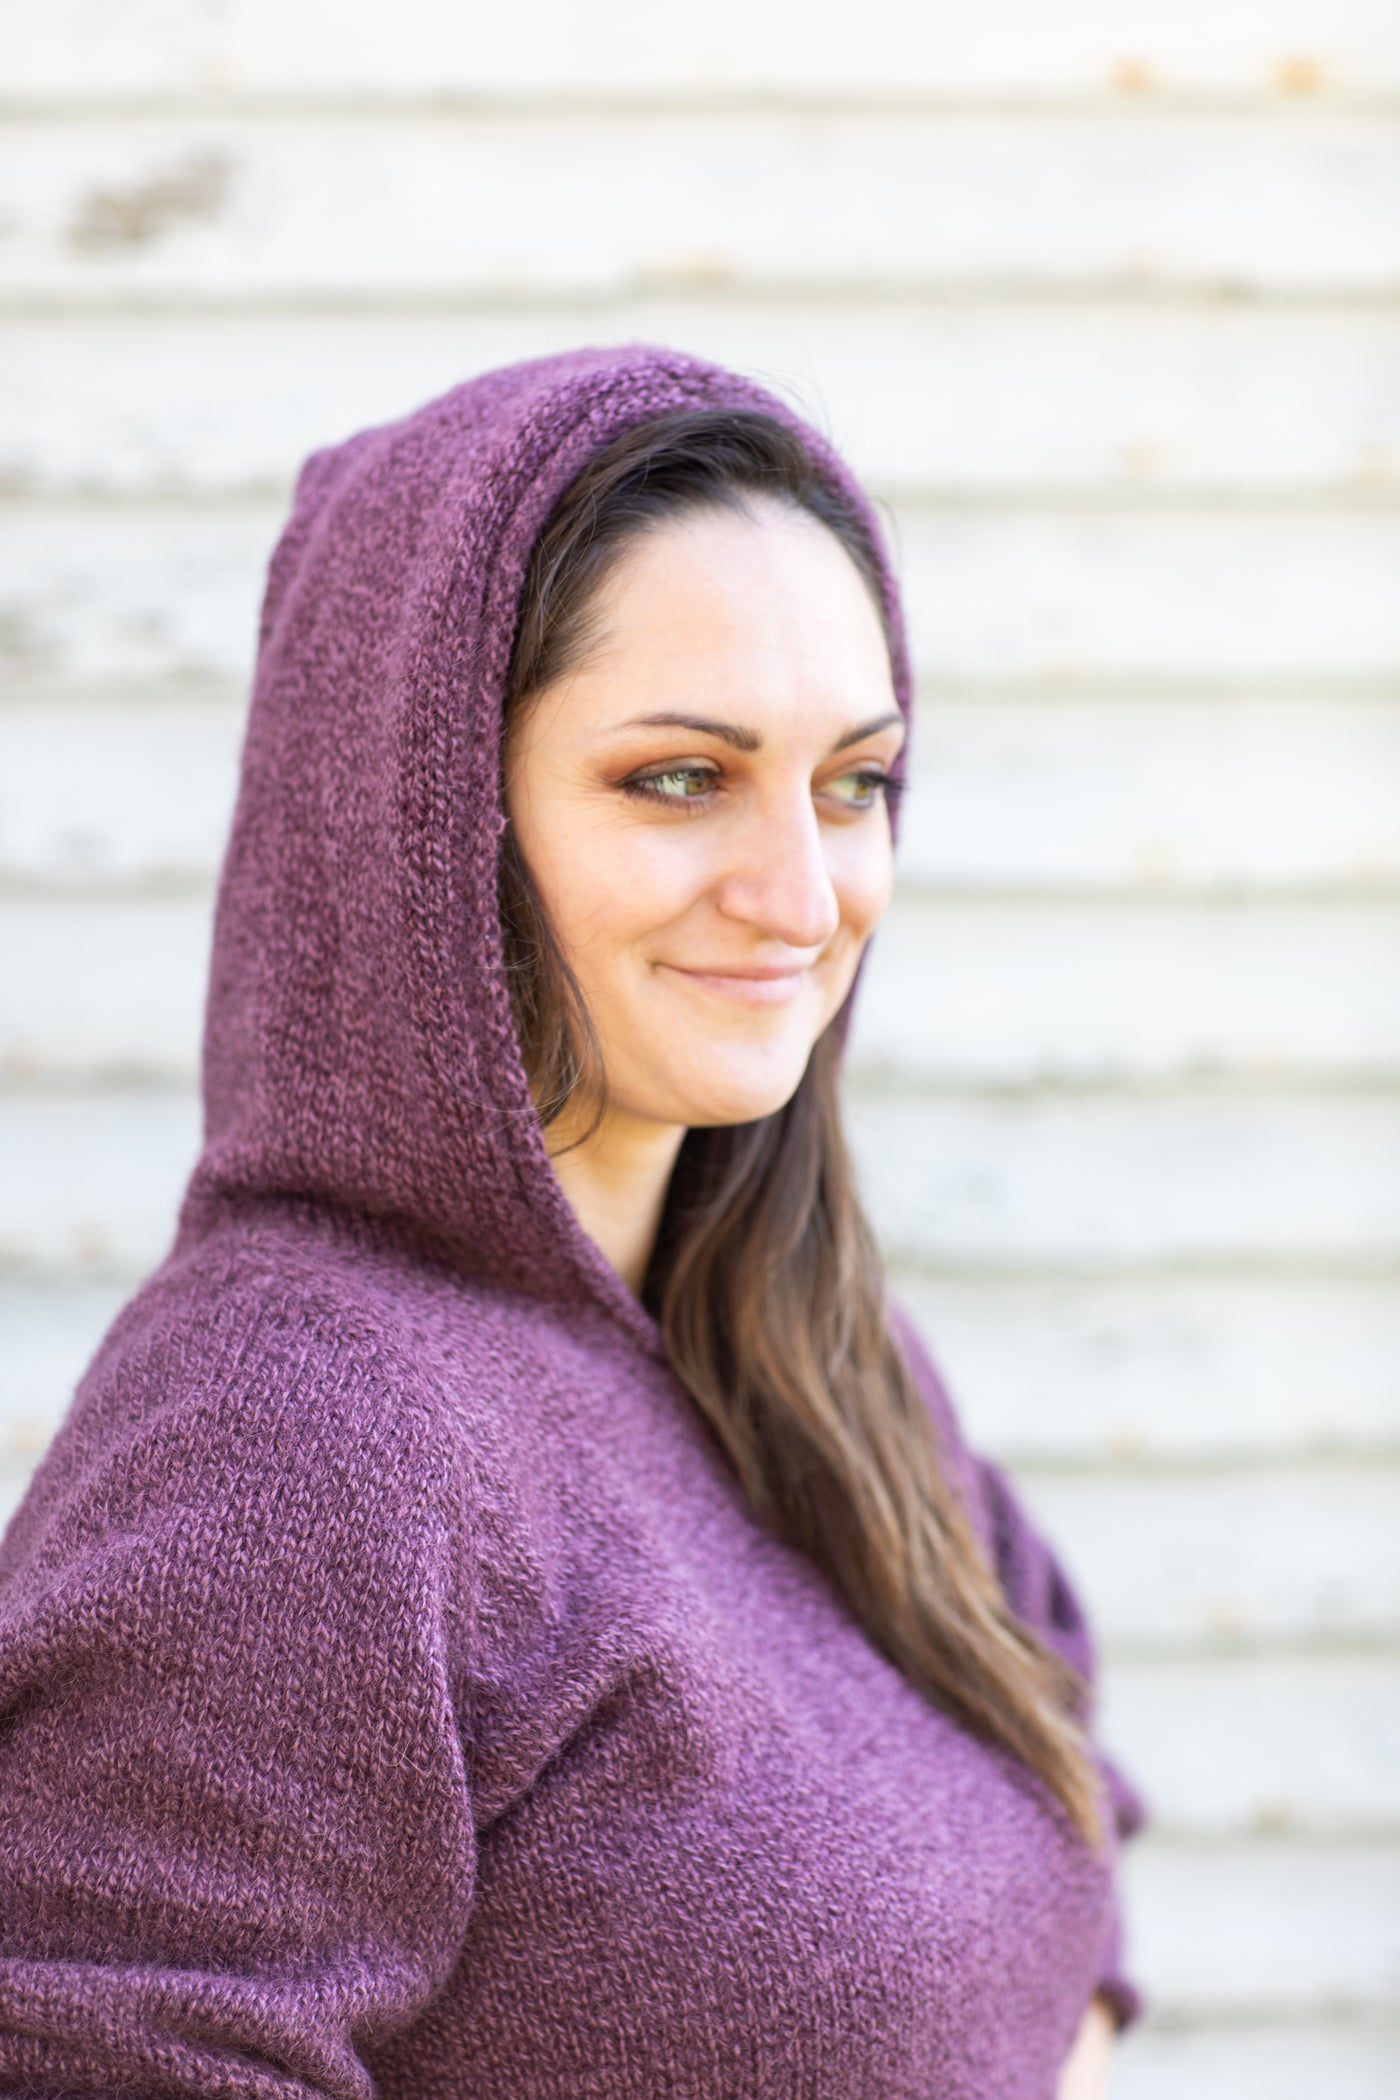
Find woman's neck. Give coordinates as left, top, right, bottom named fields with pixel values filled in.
left=542, top=1097, right=687, bottom=1298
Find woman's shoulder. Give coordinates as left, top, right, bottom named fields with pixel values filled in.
left=78, top=1211, right=563, bottom=1435
left=0, top=1215, right=541, bottom=1607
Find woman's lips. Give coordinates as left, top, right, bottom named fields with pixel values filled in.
left=660, top=963, right=810, bottom=1006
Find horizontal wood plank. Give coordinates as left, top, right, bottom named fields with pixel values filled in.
left=0, top=502, right=270, bottom=688
left=7, top=1, right=1400, bottom=100
left=895, top=506, right=1400, bottom=680
left=852, top=897, right=1400, bottom=1082
left=5, top=305, right=1400, bottom=498
left=845, top=1087, right=1400, bottom=1267
left=0, top=1091, right=201, bottom=1280
left=0, top=896, right=212, bottom=1080
left=6, top=502, right=1400, bottom=689
left=890, top=1270, right=1400, bottom=1460
left=5, top=113, right=1400, bottom=304
left=0, top=695, right=243, bottom=887
left=0, top=1281, right=130, bottom=1464
left=1123, top=1837, right=1400, bottom=2015
left=1113, top=2024, right=1400, bottom=2100
left=6, top=891, right=1397, bottom=1084
left=1013, top=1463, right=1400, bottom=1650
left=1098, top=1651, right=1400, bottom=1835
left=894, top=691, right=1400, bottom=892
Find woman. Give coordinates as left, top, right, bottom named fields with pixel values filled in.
left=0, top=345, right=1143, bottom=2097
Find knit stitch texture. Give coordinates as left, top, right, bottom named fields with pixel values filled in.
left=0, top=344, right=1145, bottom=2098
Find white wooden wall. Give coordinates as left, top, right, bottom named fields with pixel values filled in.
left=2, top=5, right=1398, bottom=2091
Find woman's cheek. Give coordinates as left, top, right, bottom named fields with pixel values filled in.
left=618, top=819, right=718, bottom=925
left=834, top=831, right=895, bottom=938
left=554, top=818, right=681, bottom=948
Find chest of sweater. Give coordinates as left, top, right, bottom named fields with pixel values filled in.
left=378, top=1295, right=1113, bottom=2100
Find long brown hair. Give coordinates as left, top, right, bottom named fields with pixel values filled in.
left=500, top=408, right=1103, bottom=1849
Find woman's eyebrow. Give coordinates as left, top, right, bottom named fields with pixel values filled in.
left=832, top=710, right=905, bottom=751
left=613, top=710, right=760, bottom=751
left=614, top=709, right=904, bottom=754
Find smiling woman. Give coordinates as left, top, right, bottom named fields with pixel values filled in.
left=495, top=403, right=1141, bottom=2089
left=503, top=473, right=906, bottom=1249
left=0, top=350, right=1143, bottom=2100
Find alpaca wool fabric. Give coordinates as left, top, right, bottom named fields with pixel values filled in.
left=0, top=345, right=1145, bottom=2098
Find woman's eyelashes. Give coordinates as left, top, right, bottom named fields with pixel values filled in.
left=621, top=765, right=719, bottom=806
left=619, top=765, right=902, bottom=813
left=826, top=768, right=902, bottom=806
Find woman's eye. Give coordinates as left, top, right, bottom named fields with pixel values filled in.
left=623, top=765, right=895, bottom=812
left=827, top=770, right=887, bottom=809
left=626, top=766, right=718, bottom=803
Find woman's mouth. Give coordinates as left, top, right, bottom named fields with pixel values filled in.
left=659, top=963, right=811, bottom=1006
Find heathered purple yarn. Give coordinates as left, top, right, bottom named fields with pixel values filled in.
left=0, top=345, right=1145, bottom=2098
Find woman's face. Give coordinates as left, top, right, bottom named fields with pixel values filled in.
left=503, top=495, right=904, bottom=1132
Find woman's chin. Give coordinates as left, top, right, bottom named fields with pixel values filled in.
left=661, top=1048, right=817, bottom=1131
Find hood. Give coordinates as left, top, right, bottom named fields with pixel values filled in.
left=175, top=344, right=914, bottom=1343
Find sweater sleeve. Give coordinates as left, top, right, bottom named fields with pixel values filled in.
left=0, top=1292, right=479, bottom=2099
left=889, top=1300, right=1149, bottom=2034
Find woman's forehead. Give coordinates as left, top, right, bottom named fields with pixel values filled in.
left=563, top=507, right=895, bottom=706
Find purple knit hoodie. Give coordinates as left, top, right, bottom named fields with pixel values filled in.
left=0, top=346, right=1145, bottom=2098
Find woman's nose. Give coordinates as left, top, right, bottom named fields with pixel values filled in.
left=713, top=793, right=842, bottom=951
